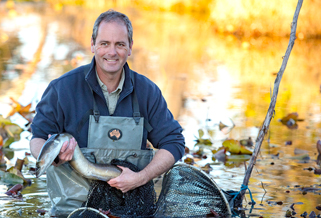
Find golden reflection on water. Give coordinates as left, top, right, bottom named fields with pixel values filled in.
left=1, top=1, right=321, bottom=217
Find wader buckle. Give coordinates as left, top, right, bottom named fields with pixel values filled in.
left=133, top=112, right=140, bottom=125
left=93, top=110, right=100, bottom=123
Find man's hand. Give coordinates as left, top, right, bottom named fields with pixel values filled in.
left=108, top=149, right=175, bottom=193
left=51, top=135, right=77, bottom=166
left=107, top=166, right=147, bottom=193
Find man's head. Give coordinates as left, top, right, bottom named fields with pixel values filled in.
left=92, top=9, right=133, bottom=45
left=91, top=10, right=133, bottom=77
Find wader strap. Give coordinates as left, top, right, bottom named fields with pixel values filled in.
left=77, top=109, right=93, bottom=134
left=77, top=65, right=100, bottom=134
left=130, top=71, right=153, bottom=132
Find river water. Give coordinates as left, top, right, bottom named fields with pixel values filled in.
left=1, top=2, right=321, bottom=218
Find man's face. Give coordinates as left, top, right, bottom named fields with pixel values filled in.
left=91, top=21, right=132, bottom=76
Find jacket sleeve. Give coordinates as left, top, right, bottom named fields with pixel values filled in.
left=146, top=85, right=185, bottom=162
left=31, top=82, right=64, bottom=140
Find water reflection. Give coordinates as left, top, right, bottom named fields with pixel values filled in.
left=1, top=2, right=321, bottom=217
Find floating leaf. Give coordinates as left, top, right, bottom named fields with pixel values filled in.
left=5, top=184, right=23, bottom=195
left=3, top=148, right=14, bottom=160
left=195, top=138, right=212, bottom=146
left=0, top=115, right=15, bottom=126
left=219, top=122, right=228, bottom=131
left=289, top=154, right=310, bottom=160
left=5, top=124, right=23, bottom=138
left=7, top=166, right=30, bottom=184
left=194, top=129, right=213, bottom=146
left=239, top=137, right=253, bottom=147
left=200, top=163, right=212, bottom=174
left=222, top=139, right=253, bottom=155
left=278, top=112, right=304, bottom=129
left=314, top=169, right=321, bottom=175
left=212, top=148, right=226, bottom=163
left=0, top=170, right=24, bottom=184
left=198, top=129, right=204, bottom=139
left=3, top=137, right=15, bottom=148
left=184, top=157, right=195, bottom=165
left=227, top=155, right=251, bottom=162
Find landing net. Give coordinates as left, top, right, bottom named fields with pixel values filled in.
left=68, top=162, right=239, bottom=218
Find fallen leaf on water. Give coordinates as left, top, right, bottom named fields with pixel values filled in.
left=239, top=137, right=253, bottom=147
left=7, top=166, right=31, bottom=184
left=185, top=147, right=190, bottom=154
left=227, top=155, right=251, bottom=162
left=309, top=211, right=316, bottom=217
left=285, top=209, right=292, bottom=217
left=294, top=148, right=308, bottom=155
left=8, top=98, right=35, bottom=120
left=212, top=148, right=226, bottom=163
left=184, top=157, right=195, bottom=165
left=5, top=184, right=23, bottom=195
left=194, top=129, right=213, bottom=146
left=222, top=139, right=253, bottom=155
left=0, top=170, right=24, bottom=184
left=288, top=154, right=310, bottom=160
left=300, top=212, right=308, bottom=217
left=0, top=115, right=15, bottom=126
left=201, top=164, right=212, bottom=174
left=285, top=141, right=292, bottom=146
left=36, top=209, right=48, bottom=215
left=278, top=112, right=304, bottom=129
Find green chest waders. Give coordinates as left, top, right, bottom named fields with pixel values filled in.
left=46, top=70, right=153, bottom=217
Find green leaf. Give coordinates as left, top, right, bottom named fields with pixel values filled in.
left=198, top=129, right=204, bottom=139
left=222, top=139, right=253, bottom=155
left=3, top=137, right=15, bottom=148
left=0, top=170, right=24, bottom=184
left=3, top=148, right=14, bottom=160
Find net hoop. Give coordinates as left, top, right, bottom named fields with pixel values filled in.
left=67, top=207, right=109, bottom=218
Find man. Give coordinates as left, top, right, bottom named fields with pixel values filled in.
left=30, top=9, right=185, bottom=217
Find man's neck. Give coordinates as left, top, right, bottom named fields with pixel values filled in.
left=97, top=70, right=122, bottom=93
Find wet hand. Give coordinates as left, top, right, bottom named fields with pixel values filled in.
left=49, top=134, right=77, bottom=166
left=107, top=166, right=147, bottom=193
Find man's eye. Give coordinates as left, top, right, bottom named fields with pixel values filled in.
left=118, top=43, right=125, bottom=47
left=101, top=42, right=108, bottom=46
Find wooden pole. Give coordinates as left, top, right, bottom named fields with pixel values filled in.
left=240, top=0, right=304, bottom=201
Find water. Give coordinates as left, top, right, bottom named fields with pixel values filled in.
left=1, top=2, right=321, bottom=217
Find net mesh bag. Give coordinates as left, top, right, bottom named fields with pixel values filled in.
left=154, top=163, right=232, bottom=217
left=68, top=159, right=157, bottom=218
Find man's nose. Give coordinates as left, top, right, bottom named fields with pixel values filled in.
left=106, top=44, right=117, bottom=55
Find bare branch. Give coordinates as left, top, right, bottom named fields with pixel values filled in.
left=240, top=0, right=304, bottom=201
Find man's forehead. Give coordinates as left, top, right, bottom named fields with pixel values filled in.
left=96, top=21, right=129, bottom=42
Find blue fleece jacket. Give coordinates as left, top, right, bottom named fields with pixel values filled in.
left=31, top=57, right=185, bottom=162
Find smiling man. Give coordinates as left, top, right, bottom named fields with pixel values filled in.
left=29, top=9, right=185, bottom=217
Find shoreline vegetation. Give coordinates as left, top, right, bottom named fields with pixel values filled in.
left=3, top=0, right=321, bottom=38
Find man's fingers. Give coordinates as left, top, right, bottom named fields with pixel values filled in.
left=60, top=141, right=69, bottom=153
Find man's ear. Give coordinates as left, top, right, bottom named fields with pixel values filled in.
left=128, top=40, right=133, bottom=56
left=91, top=38, right=95, bottom=53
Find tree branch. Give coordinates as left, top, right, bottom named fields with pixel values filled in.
left=240, top=0, right=304, bottom=201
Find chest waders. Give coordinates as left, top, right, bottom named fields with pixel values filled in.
left=46, top=69, right=154, bottom=217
